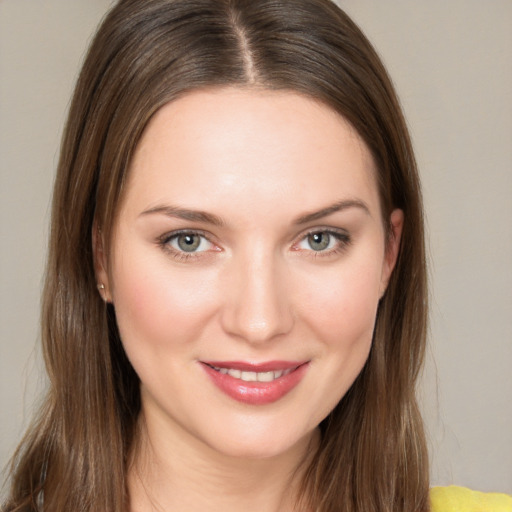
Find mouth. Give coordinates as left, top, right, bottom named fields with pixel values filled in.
left=199, top=360, right=309, bottom=405
left=204, top=363, right=299, bottom=383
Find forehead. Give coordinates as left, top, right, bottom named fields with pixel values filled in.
left=122, top=87, right=380, bottom=221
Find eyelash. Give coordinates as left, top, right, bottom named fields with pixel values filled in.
left=157, top=228, right=351, bottom=261
left=294, top=228, right=352, bottom=258
left=157, top=229, right=216, bottom=262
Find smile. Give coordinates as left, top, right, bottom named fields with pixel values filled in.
left=200, top=361, right=309, bottom=405
left=208, top=365, right=296, bottom=382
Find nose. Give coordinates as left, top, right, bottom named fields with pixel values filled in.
left=220, top=248, right=294, bottom=344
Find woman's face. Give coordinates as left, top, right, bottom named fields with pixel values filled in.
left=96, top=88, right=402, bottom=459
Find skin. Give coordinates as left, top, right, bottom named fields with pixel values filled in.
left=95, top=88, right=403, bottom=512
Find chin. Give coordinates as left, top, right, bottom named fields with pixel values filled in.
left=194, top=414, right=320, bottom=462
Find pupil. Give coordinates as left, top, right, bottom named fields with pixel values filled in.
left=178, top=234, right=200, bottom=252
left=309, top=232, right=329, bottom=251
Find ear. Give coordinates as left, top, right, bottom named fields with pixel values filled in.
left=379, top=208, right=404, bottom=298
left=92, top=221, right=112, bottom=303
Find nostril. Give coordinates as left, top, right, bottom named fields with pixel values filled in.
left=220, top=301, right=294, bottom=343
left=219, top=257, right=294, bottom=342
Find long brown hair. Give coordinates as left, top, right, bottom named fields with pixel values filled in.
left=3, top=1, right=429, bottom=510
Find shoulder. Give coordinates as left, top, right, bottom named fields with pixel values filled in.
left=430, top=486, right=512, bottom=512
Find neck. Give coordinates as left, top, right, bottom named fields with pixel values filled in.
left=127, top=408, right=318, bottom=512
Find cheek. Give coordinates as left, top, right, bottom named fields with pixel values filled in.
left=286, top=258, right=383, bottom=427
left=299, top=259, right=382, bottom=347
left=110, top=252, right=219, bottom=362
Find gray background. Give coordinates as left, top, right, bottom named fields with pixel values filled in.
left=1, top=0, right=511, bottom=494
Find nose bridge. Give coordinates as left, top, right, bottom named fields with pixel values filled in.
left=221, top=243, right=293, bottom=343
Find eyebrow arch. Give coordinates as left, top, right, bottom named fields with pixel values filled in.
left=293, top=199, right=370, bottom=225
left=139, top=205, right=225, bottom=227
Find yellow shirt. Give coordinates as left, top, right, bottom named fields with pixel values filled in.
left=431, top=486, right=512, bottom=512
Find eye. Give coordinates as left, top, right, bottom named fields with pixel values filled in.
left=304, top=232, right=334, bottom=251
left=171, top=233, right=208, bottom=252
left=159, top=230, right=216, bottom=256
left=294, top=229, right=351, bottom=255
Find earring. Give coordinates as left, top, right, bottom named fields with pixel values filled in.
left=97, top=283, right=107, bottom=302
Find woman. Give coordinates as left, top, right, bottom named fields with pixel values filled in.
left=2, top=1, right=510, bottom=511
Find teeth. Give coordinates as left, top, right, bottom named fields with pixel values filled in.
left=240, top=371, right=257, bottom=381
left=257, top=371, right=274, bottom=382
left=212, top=366, right=295, bottom=382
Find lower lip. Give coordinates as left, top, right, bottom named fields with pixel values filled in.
left=200, top=362, right=309, bottom=405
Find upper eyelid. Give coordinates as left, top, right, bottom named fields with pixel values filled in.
left=159, top=228, right=213, bottom=243
left=291, top=226, right=351, bottom=252
left=158, top=230, right=218, bottom=259
left=303, top=226, right=348, bottom=234
left=157, top=227, right=350, bottom=250
left=295, top=226, right=350, bottom=241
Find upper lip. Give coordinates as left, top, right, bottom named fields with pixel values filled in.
left=201, top=360, right=307, bottom=372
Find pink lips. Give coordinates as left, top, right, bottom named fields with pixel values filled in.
left=200, top=360, right=309, bottom=405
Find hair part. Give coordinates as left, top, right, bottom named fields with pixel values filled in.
left=4, top=1, right=429, bottom=511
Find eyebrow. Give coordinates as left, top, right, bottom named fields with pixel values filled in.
left=293, top=199, right=370, bottom=225
left=140, top=199, right=369, bottom=227
left=140, top=205, right=225, bottom=226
